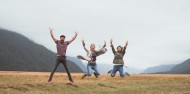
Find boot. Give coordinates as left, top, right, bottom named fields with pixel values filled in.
left=69, top=78, right=74, bottom=83
left=107, top=70, right=113, bottom=74
left=125, top=72, right=130, bottom=77
left=93, top=72, right=99, bottom=78
left=81, top=74, right=86, bottom=79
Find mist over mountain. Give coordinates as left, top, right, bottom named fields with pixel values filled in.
left=0, top=28, right=85, bottom=72
left=142, top=64, right=176, bottom=74
left=1, top=28, right=189, bottom=74
left=166, top=59, right=190, bottom=74
left=142, top=58, right=190, bottom=74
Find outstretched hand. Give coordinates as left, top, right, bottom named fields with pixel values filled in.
left=125, top=40, right=128, bottom=46
left=103, top=41, right=106, bottom=47
left=68, top=32, right=78, bottom=44
left=49, top=27, right=57, bottom=41
left=82, top=39, right=85, bottom=46
left=75, top=32, right=78, bottom=36
left=49, top=27, right=54, bottom=32
left=110, top=39, right=113, bottom=45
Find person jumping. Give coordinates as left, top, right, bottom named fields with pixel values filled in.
left=107, top=39, right=130, bottom=77
left=77, top=40, right=107, bottom=79
left=48, top=28, right=78, bottom=84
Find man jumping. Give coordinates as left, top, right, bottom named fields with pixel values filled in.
left=48, top=27, right=78, bottom=84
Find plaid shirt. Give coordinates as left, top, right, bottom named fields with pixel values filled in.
left=55, top=40, right=69, bottom=56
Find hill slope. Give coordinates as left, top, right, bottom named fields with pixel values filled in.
left=142, top=64, right=176, bottom=74
left=0, top=28, right=85, bottom=72
left=167, top=59, right=190, bottom=74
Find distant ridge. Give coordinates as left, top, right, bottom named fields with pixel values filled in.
left=142, top=58, right=190, bottom=74
left=142, top=64, right=175, bottom=74
left=0, top=28, right=85, bottom=72
left=166, top=59, right=190, bottom=74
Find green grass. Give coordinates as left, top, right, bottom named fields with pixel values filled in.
left=0, top=72, right=190, bottom=94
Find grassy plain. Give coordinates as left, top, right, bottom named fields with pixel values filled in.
left=0, top=71, right=190, bottom=94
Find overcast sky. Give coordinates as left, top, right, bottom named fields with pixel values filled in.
left=0, top=0, right=190, bottom=69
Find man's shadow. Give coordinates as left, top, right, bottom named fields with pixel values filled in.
left=66, top=83, right=79, bottom=87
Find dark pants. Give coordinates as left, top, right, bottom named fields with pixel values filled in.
left=49, top=56, right=72, bottom=80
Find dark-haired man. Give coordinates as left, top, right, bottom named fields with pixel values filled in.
left=48, top=27, right=78, bottom=84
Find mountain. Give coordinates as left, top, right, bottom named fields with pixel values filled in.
left=142, top=64, right=176, bottom=74
left=0, top=28, right=85, bottom=72
left=166, top=59, right=190, bottom=74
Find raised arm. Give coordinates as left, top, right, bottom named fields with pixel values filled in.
left=122, top=40, right=128, bottom=55
left=110, top=39, right=116, bottom=54
left=103, top=41, right=106, bottom=48
left=49, top=28, right=57, bottom=41
left=68, top=32, right=78, bottom=44
left=96, top=41, right=107, bottom=56
left=99, top=41, right=106, bottom=50
left=82, top=40, right=89, bottom=53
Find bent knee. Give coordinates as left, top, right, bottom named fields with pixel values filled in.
left=120, top=75, right=125, bottom=78
left=111, top=74, right=115, bottom=77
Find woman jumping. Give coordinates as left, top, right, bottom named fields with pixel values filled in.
left=77, top=40, right=107, bottom=79
left=107, top=39, right=130, bottom=77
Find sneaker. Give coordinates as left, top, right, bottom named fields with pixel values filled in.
left=125, top=72, right=130, bottom=77
left=107, top=70, right=113, bottom=74
left=69, top=78, right=74, bottom=83
left=93, top=72, right=99, bottom=78
left=48, top=79, right=52, bottom=83
left=81, top=74, right=86, bottom=79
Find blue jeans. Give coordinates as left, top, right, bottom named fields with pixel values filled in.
left=86, top=63, right=100, bottom=76
left=111, top=65, right=125, bottom=78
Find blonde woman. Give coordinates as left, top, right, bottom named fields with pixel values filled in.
left=77, top=40, right=107, bottom=79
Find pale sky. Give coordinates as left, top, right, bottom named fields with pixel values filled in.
left=0, top=0, right=190, bottom=70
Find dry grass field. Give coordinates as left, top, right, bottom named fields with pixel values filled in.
left=0, top=71, right=190, bottom=94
